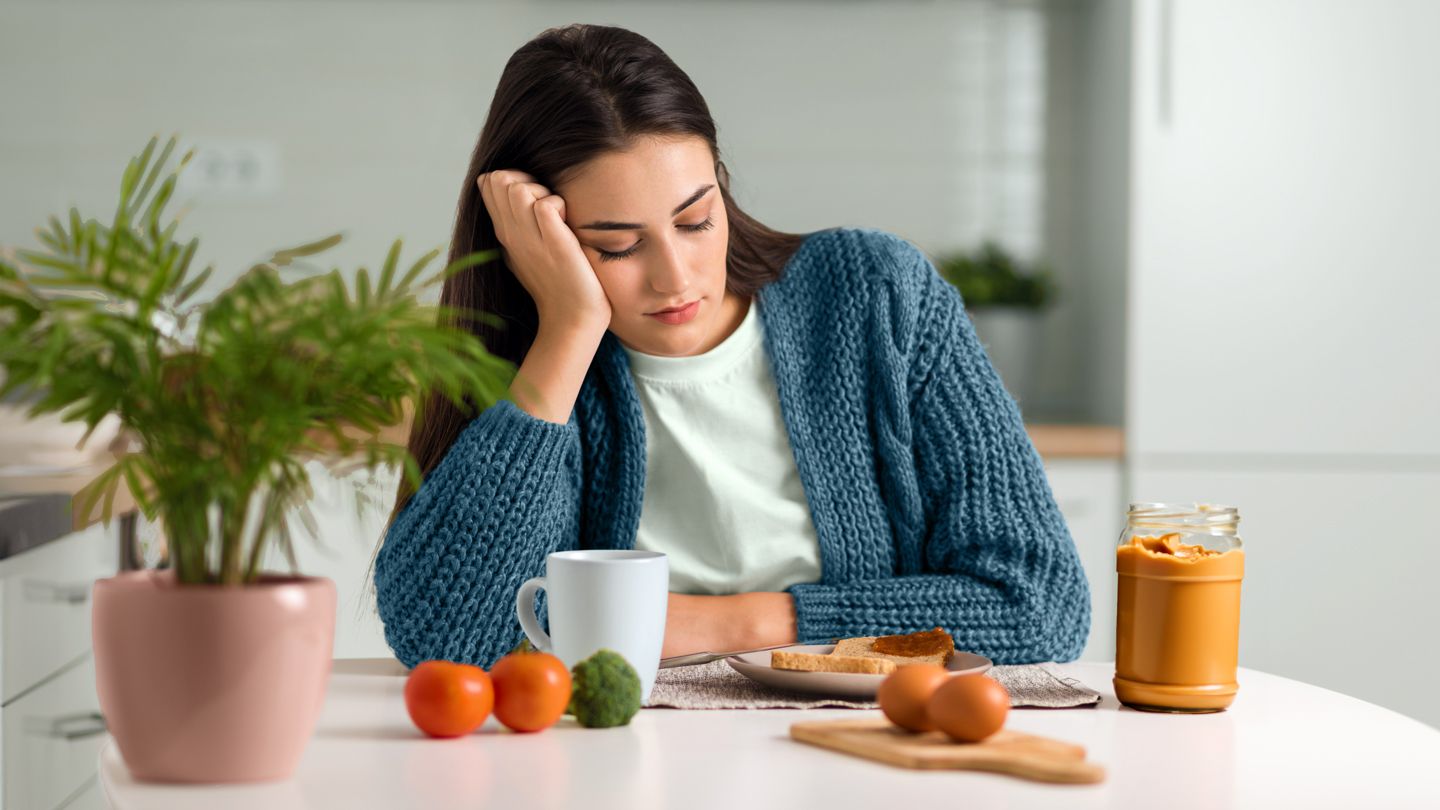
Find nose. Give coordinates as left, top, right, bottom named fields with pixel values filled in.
left=648, top=237, right=691, bottom=295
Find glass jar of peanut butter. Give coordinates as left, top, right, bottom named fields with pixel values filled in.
left=1114, top=502, right=1244, bottom=713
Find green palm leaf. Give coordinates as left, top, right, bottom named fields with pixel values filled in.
left=0, top=134, right=514, bottom=585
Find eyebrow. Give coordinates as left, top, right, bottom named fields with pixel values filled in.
left=575, top=184, right=715, bottom=231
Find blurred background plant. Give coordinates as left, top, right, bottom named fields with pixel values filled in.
left=0, top=135, right=515, bottom=586
left=936, top=240, right=1056, bottom=310
left=934, top=240, right=1058, bottom=407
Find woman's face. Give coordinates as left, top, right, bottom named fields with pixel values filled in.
left=556, top=135, right=738, bottom=357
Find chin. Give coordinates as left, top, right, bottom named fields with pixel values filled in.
left=631, top=325, right=705, bottom=357
left=649, top=333, right=704, bottom=356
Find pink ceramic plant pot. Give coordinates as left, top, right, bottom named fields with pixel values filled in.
left=91, top=568, right=336, bottom=783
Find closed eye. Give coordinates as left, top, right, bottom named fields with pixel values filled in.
left=596, top=217, right=716, bottom=262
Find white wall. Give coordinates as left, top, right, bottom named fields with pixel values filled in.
left=0, top=2, right=1024, bottom=294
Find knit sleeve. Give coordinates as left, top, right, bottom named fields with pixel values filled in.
left=785, top=241, right=1092, bottom=664
left=374, top=397, right=582, bottom=670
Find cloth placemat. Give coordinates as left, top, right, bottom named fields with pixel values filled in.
left=643, top=659, right=1101, bottom=710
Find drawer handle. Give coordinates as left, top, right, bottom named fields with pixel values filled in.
left=22, top=579, right=92, bottom=605
left=51, top=711, right=108, bottom=740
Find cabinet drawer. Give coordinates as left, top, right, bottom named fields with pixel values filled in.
left=2, top=522, right=117, bottom=705
left=2, top=653, right=108, bottom=810
left=55, top=777, right=102, bottom=810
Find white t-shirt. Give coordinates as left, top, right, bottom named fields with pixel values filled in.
left=619, top=297, right=823, bottom=596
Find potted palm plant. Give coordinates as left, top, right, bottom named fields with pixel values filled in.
left=936, top=240, right=1056, bottom=406
left=0, top=135, right=514, bottom=783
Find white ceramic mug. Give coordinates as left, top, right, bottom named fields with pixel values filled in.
left=516, top=549, right=669, bottom=702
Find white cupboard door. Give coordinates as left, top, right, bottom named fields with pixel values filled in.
left=1, top=522, right=116, bottom=706
left=1, top=654, right=108, bottom=810
left=1129, top=0, right=1440, bottom=458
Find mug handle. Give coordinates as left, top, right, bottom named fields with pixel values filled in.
left=515, top=576, right=552, bottom=653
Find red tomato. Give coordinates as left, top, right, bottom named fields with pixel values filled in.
left=489, top=651, right=573, bottom=733
left=403, top=660, right=494, bottom=738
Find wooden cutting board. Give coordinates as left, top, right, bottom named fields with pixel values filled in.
left=790, top=718, right=1105, bottom=784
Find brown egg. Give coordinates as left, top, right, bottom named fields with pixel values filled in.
left=877, top=664, right=951, bottom=732
left=927, top=673, right=1010, bottom=743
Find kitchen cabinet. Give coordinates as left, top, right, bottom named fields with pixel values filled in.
left=3, top=654, right=107, bottom=810
left=54, top=780, right=102, bottom=810
left=1128, top=0, right=1440, bottom=459
left=2, top=521, right=112, bottom=707
left=0, top=521, right=116, bottom=810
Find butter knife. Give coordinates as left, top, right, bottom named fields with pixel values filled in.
left=658, top=638, right=839, bottom=669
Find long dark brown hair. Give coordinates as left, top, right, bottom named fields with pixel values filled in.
left=388, top=23, right=810, bottom=525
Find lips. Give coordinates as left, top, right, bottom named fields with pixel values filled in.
left=647, top=299, right=701, bottom=325
left=649, top=300, right=697, bottom=315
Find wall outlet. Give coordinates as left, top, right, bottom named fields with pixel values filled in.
left=174, top=138, right=282, bottom=199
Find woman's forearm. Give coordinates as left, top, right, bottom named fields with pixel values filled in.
left=508, top=318, right=608, bottom=424
left=662, top=592, right=799, bottom=658
left=730, top=592, right=799, bottom=648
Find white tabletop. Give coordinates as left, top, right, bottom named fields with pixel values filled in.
left=99, top=659, right=1440, bottom=809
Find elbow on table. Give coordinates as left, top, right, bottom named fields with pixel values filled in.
left=1028, top=549, right=1092, bottom=664
left=375, top=590, right=510, bottom=671
left=984, top=539, right=1093, bottom=665
left=373, top=575, right=436, bottom=671
left=372, top=556, right=471, bottom=670
left=375, top=569, right=544, bottom=671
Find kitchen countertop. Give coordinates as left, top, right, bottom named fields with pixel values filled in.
left=0, top=491, right=76, bottom=560
left=0, top=404, right=133, bottom=528
left=98, top=659, right=1440, bottom=809
left=1026, top=424, right=1124, bottom=459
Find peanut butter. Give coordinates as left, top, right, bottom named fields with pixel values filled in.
left=871, top=627, right=954, bottom=658
left=1115, top=532, right=1245, bottom=712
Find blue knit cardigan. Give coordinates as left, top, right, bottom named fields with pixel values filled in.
left=375, top=226, right=1092, bottom=670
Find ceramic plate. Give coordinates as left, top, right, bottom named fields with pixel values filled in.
left=725, top=644, right=993, bottom=699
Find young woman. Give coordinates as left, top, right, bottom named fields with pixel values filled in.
left=374, top=23, right=1091, bottom=670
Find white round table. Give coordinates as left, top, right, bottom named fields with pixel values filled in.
left=99, top=659, right=1440, bottom=809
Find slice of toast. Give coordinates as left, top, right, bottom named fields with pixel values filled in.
left=770, top=627, right=956, bottom=675
left=770, top=650, right=898, bottom=674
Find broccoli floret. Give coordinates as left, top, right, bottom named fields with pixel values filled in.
left=566, top=649, right=642, bottom=728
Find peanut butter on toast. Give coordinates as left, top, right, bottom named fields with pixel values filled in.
left=770, top=627, right=956, bottom=674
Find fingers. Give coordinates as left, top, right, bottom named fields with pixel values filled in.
left=476, top=169, right=550, bottom=248
left=506, top=180, right=544, bottom=245
left=532, top=195, right=573, bottom=258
